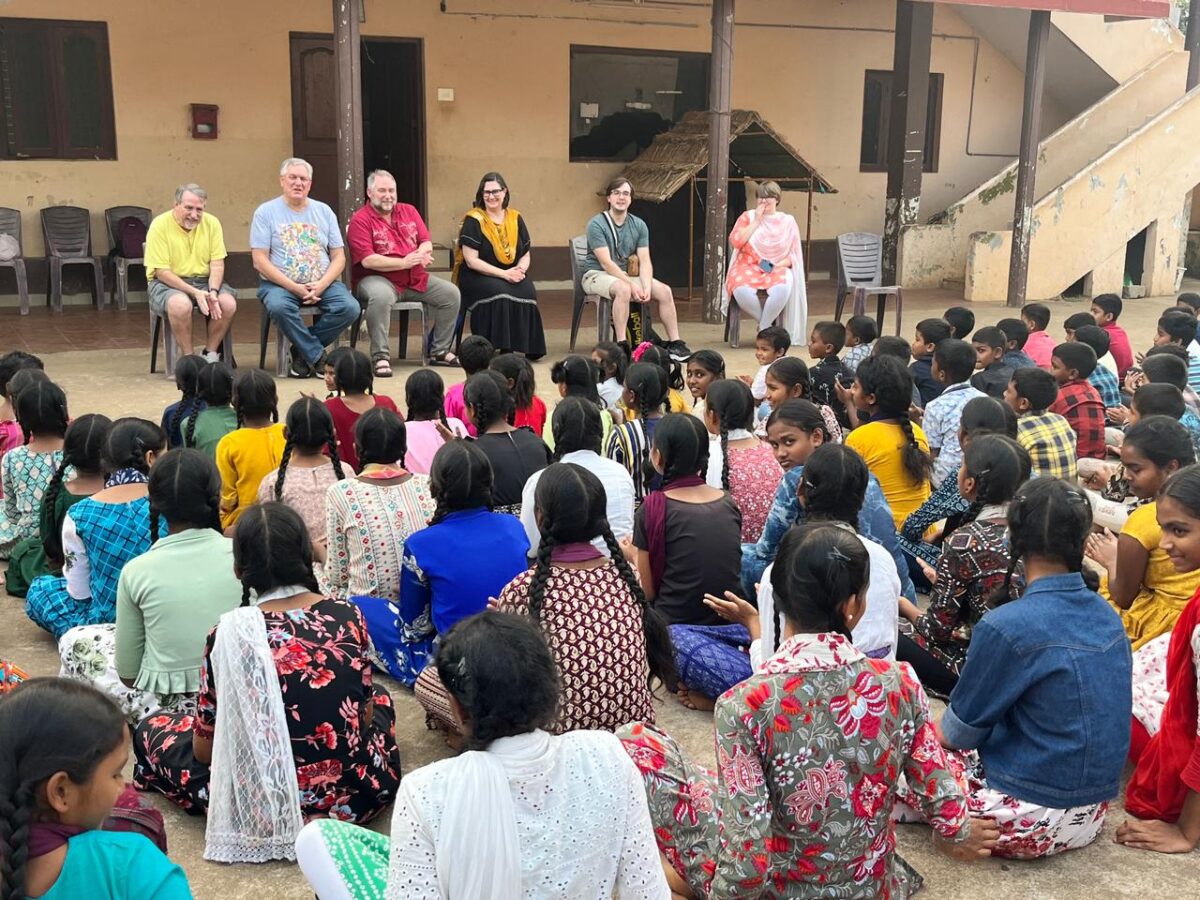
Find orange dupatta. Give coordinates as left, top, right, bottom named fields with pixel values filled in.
left=452, top=207, right=520, bottom=284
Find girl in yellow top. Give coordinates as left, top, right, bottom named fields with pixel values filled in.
left=628, top=343, right=689, bottom=416
left=216, top=369, right=285, bottom=530
left=845, top=355, right=932, bottom=530
left=1085, top=416, right=1200, bottom=650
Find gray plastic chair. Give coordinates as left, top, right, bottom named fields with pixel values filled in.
left=41, top=206, right=104, bottom=312
left=104, top=205, right=151, bottom=310
left=568, top=235, right=611, bottom=351
left=0, top=208, right=30, bottom=315
left=347, top=296, right=430, bottom=367
left=150, top=301, right=236, bottom=376
left=834, top=232, right=903, bottom=335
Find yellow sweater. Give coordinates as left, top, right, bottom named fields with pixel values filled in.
left=216, top=424, right=286, bottom=528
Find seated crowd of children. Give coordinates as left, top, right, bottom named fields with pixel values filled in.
left=3, top=292, right=1200, bottom=898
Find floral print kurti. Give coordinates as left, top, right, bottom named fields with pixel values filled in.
left=620, top=633, right=970, bottom=899
left=133, top=598, right=401, bottom=824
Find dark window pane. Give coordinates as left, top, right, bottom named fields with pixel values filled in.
left=860, top=73, right=886, bottom=169
left=860, top=69, right=942, bottom=174
left=569, top=46, right=709, bottom=162
left=62, top=31, right=103, bottom=150
left=9, top=29, right=53, bottom=150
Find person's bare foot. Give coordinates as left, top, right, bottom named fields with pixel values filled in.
left=675, top=685, right=716, bottom=712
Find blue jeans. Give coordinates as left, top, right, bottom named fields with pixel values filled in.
left=258, top=280, right=358, bottom=365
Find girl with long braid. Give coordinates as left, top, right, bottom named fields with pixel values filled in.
left=134, top=502, right=401, bottom=829
left=180, top=361, right=235, bottom=456
left=215, top=368, right=284, bottom=529
left=5, top=414, right=109, bottom=598
left=632, top=414, right=742, bottom=628
left=389, top=440, right=528, bottom=686
left=325, top=349, right=401, bottom=471
left=549, top=353, right=616, bottom=450
left=466, top=370, right=551, bottom=514
left=846, top=354, right=933, bottom=529
left=401, top=368, right=468, bottom=475
left=57, top=449, right=242, bottom=724
left=0, top=379, right=68, bottom=558
left=317, top=407, right=436, bottom=611
left=256, top=396, right=348, bottom=543
left=159, top=354, right=206, bottom=449
left=631, top=342, right=688, bottom=414
left=902, top=476, right=1132, bottom=860
left=25, top=419, right=166, bottom=640
left=492, top=462, right=675, bottom=734
left=702, top=379, right=781, bottom=542
left=621, top=523, right=996, bottom=899
left=603, top=361, right=668, bottom=503
left=0, top=679, right=193, bottom=900
left=896, top=434, right=1031, bottom=696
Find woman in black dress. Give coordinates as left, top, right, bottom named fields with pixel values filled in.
left=454, top=172, right=547, bottom=359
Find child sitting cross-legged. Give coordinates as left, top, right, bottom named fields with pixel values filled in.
left=621, top=522, right=998, bottom=899
left=1091, top=292, right=1134, bottom=379
left=1155, top=309, right=1200, bottom=393
left=590, top=339, right=628, bottom=412
left=683, top=443, right=905, bottom=712
left=400, top=368, right=469, bottom=475
left=58, top=448, right=243, bottom=724
left=896, top=435, right=1030, bottom=697
left=759, top=355, right=842, bottom=441
left=134, top=502, right=402, bottom=840
left=325, top=349, right=401, bottom=472
left=216, top=368, right=285, bottom=529
left=160, top=354, right=206, bottom=449
left=0, top=679, right=193, bottom=899
left=0, top=352, right=45, bottom=485
left=1127, top=382, right=1200, bottom=458
left=1005, top=367, right=1077, bottom=480
left=1085, top=416, right=1200, bottom=651
left=467, top=370, right=552, bottom=514
left=911, top=317, right=952, bottom=407
left=0, top=378, right=67, bottom=559
left=1119, top=464, right=1200, bottom=854
left=807, top=320, right=852, bottom=426
left=684, top=349, right=725, bottom=423
left=445, top=334, right=493, bottom=435
left=1020, top=301, right=1055, bottom=368
left=903, top=477, right=1131, bottom=860
left=702, top=379, right=782, bottom=542
left=738, top=325, right=789, bottom=413
left=943, top=305, right=975, bottom=341
left=922, top=338, right=985, bottom=487
left=1070, top=324, right=1122, bottom=409
left=1049, top=340, right=1106, bottom=459
left=969, top=326, right=1014, bottom=399
left=181, top=361, right=236, bottom=458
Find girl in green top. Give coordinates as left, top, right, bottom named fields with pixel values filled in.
left=0, top=678, right=193, bottom=900
left=5, top=414, right=111, bottom=597
left=182, top=362, right=236, bottom=458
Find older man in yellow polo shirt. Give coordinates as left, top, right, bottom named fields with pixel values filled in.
left=145, top=183, right=238, bottom=363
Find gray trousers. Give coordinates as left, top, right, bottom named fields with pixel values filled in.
left=356, top=274, right=461, bottom=359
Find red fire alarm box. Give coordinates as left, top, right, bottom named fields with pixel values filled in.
left=191, top=104, right=219, bottom=140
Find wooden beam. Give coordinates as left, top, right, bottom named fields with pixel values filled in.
left=1007, top=10, right=1052, bottom=307
left=910, top=0, right=1169, bottom=16
left=883, top=0, right=933, bottom=285
left=333, top=0, right=364, bottom=240
left=702, top=0, right=734, bottom=324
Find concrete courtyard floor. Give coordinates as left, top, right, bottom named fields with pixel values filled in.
left=2, top=283, right=1198, bottom=897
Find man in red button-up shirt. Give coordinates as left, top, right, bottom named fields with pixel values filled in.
left=347, top=170, right=461, bottom=374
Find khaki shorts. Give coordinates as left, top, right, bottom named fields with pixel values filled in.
left=148, top=277, right=235, bottom=316
left=580, top=268, right=624, bottom=299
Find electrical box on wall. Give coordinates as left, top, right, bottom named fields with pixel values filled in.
left=437, top=87, right=455, bottom=102
left=191, top=104, right=219, bottom=139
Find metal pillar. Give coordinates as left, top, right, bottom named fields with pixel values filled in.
left=882, top=0, right=933, bottom=285
left=702, top=0, right=734, bottom=323
left=334, top=0, right=364, bottom=237
left=1006, top=10, right=1051, bottom=308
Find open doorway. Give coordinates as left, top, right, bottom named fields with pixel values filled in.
left=289, top=34, right=426, bottom=211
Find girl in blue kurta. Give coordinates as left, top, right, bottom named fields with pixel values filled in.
left=364, top=440, right=530, bottom=684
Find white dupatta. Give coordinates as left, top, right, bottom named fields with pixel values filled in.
left=721, top=209, right=807, bottom=342
left=204, top=604, right=304, bottom=863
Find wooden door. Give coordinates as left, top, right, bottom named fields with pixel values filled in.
left=289, top=35, right=338, bottom=208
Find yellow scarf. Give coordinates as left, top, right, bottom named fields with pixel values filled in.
left=452, top=207, right=520, bottom=284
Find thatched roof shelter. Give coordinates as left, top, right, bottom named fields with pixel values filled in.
left=618, top=109, right=836, bottom=203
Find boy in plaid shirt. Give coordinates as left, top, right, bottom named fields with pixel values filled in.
left=1049, top=342, right=1106, bottom=459
left=1004, top=367, right=1078, bottom=481
left=1071, top=325, right=1121, bottom=409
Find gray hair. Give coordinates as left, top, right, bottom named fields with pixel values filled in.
left=366, top=169, right=396, bottom=191
left=279, top=157, right=314, bottom=178
left=175, top=183, right=208, bottom=204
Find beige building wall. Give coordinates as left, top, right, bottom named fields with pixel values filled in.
left=2, top=0, right=1055, bottom=262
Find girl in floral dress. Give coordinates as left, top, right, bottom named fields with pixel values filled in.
left=702, top=379, right=782, bottom=542
left=133, top=502, right=401, bottom=825
left=0, top=379, right=68, bottom=558
left=896, top=434, right=1031, bottom=697
left=621, top=523, right=997, bottom=899
left=1118, top=465, right=1200, bottom=853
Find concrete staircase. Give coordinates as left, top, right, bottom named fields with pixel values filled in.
left=900, top=12, right=1195, bottom=302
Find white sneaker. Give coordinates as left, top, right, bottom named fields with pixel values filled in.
left=202, top=350, right=221, bottom=364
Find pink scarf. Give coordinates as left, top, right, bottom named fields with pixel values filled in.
left=641, top=475, right=706, bottom=594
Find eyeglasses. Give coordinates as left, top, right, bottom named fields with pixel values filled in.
left=481, top=189, right=506, bottom=197
left=610, top=190, right=633, bottom=197
left=285, top=175, right=312, bottom=183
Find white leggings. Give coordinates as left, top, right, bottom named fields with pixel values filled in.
left=733, top=282, right=790, bottom=331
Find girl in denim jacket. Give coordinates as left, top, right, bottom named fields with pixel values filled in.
left=902, top=477, right=1132, bottom=859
